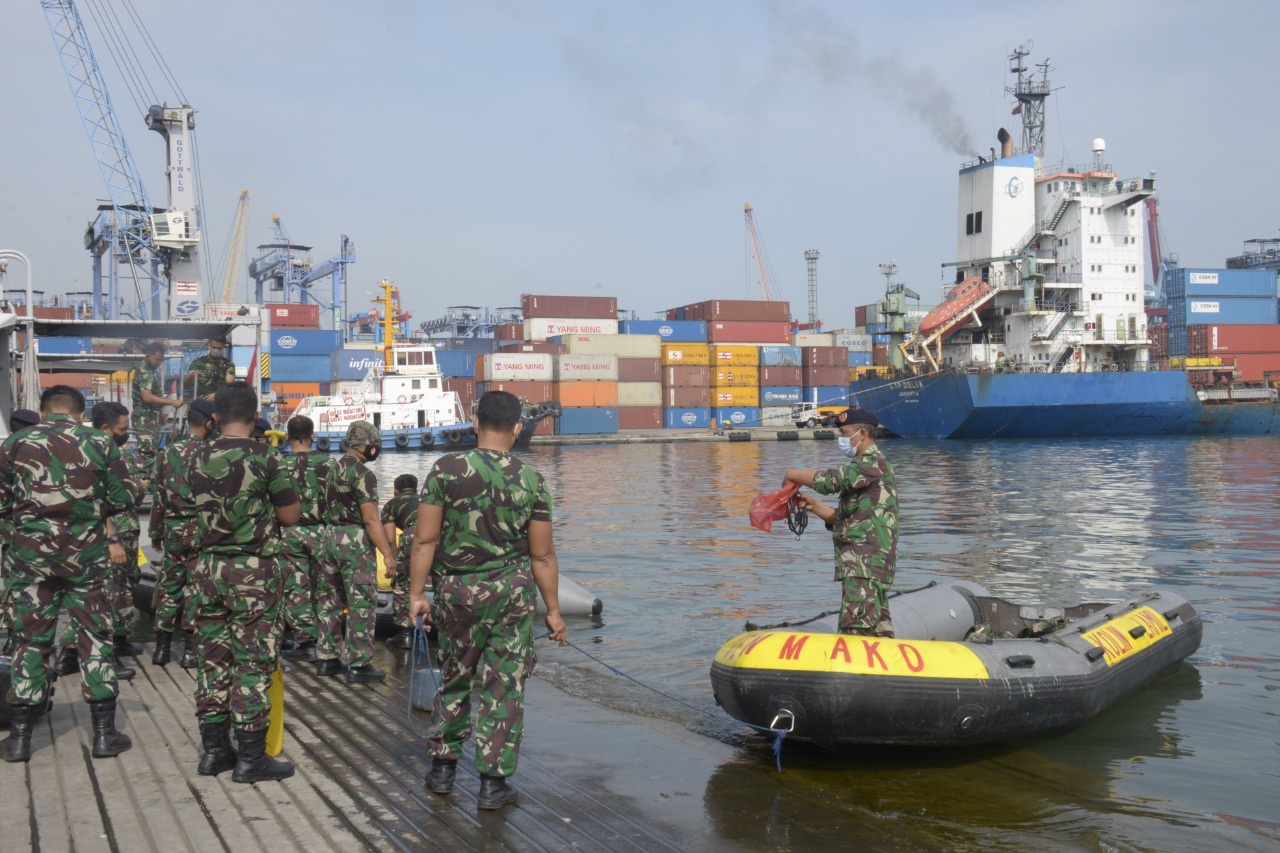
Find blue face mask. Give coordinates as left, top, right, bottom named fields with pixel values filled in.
left=837, top=435, right=859, bottom=458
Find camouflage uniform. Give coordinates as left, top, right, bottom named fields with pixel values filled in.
left=421, top=448, right=552, bottom=778
left=110, top=464, right=144, bottom=638
left=279, top=450, right=334, bottom=644
left=189, top=437, right=298, bottom=730
left=131, top=359, right=165, bottom=481
left=810, top=443, right=899, bottom=636
left=151, top=434, right=204, bottom=635
left=188, top=352, right=235, bottom=399
left=316, top=453, right=380, bottom=667
left=0, top=413, right=133, bottom=705
left=380, top=490, right=420, bottom=631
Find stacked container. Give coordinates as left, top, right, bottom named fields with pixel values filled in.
left=661, top=342, right=712, bottom=428
left=1166, top=268, right=1279, bottom=358
left=521, top=294, right=619, bottom=342
left=1182, top=324, right=1280, bottom=382
left=560, top=334, right=660, bottom=430
left=711, top=345, right=761, bottom=427
left=667, top=299, right=792, bottom=345
left=758, top=345, right=802, bottom=427
left=802, top=345, right=849, bottom=408
left=265, top=303, right=321, bottom=329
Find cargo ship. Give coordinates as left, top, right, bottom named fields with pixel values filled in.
left=849, top=46, right=1280, bottom=439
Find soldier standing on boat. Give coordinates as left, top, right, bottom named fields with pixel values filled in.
left=380, top=473, right=419, bottom=650
left=149, top=398, right=217, bottom=668
left=188, top=381, right=300, bottom=782
left=785, top=406, right=899, bottom=638
left=1, top=386, right=134, bottom=763
left=185, top=335, right=236, bottom=401
left=131, top=341, right=183, bottom=484
left=279, top=415, right=334, bottom=664
left=91, top=402, right=146, bottom=672
left=313, top=420, right=397, bottom=683
left=409, top=390, right=567, bottom=810
left=0, top=409, right=41, bottom=652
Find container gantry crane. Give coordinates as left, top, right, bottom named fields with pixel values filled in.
left=220, top=190, right=250, bottom=303
left=744, top=202, right=778, bottom=301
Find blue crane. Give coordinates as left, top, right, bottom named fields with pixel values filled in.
left=248, top=215, right=356, bottom=333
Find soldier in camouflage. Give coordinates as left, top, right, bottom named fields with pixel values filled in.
left=0, top=386, right=134, bottom=763
left=149, top=398, right=217, bottom=667
left=188, top=381, right=300, bottom=782
left=0, top=409, right=41, bottom=652
left=278, top=415, right=334, bottom=663
left=91, top=402, right=146, bottom=670
left=410, top=391, right=567, bottom=810
left=131, top=341, right=183, bottom=484
left=787, top=407, right=899, bottom=637
left=380, top=473, right=420, bottom=649
left=185, top=336, right=236, bottom=401
left=313, top=420, right=397, bottom=682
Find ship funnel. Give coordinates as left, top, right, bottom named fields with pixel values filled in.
left=997, top=128, right=1014, bottom=159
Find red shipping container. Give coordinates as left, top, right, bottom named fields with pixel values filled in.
left=873, top=344, right=889, bottom=366
left=1149, top=325, right=1168, bottom=360
left=494, top=323, right=524, bottom=340
left=855, top=305, right=868, bottom=328
left=617, top=357, right=661, bottom=382
left=1232, top=352, right=1280, bottom=383
left=266, top=302, right=321, bottom=329
left=664, top=385, right=712, bottom=408
left=1145, top=307, right=1168, bottom=322
left=617, top=406, right=662, bottom=430
left=706, top=321, right=791, bottom=344
left=520, top=294, right=618, bottom=320
left=759, top=365, right=802, bottom=386
left=1197, top=324, right=1280, bottom=354
left=662, top=365, right=711, bottom=387
left=673, top=299, right=790, bottom=323
left=443, top=377, right=477, bottom=412
left=805, top=366, right=848, bottom=386
left=479, top=380, right=555, bottom=403
left=801, top=346, right=849, bottom=368
left=28, top=306, right=75, bottom=320
left=501, top=341, right=567, bottom=355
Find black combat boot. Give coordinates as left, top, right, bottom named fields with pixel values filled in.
left=344, top=664, right=386, bottom=684
left=114, top=659, right=136, bottom=681
left=114, top=634, right=144, bottom=657
left=152, top=631, right=173, bottom=666
left=231, top=728, right=294, bottom=783
left=88, top=699, right=132, bottom=758
left=2, top=703, right=36, bottom=763
left=314, top=658, right=345, bottom=677
left=180, top=633, right=197, bottom=669
left=477, top=774, right=519, bottom=810
left=282, top=640, right=317, bottom=662
left=196, top=720, right=237, bottom=776
left=54, top=645, right=80, bottom=676
left=426, top=758, right=457, bottom=795
left=385, top=629, right=413, bottom=650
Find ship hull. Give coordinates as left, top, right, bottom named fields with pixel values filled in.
left=851, top=372, right=1280, bottom=439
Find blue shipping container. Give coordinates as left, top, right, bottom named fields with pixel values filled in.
left=435, top=349, right=477, bottom=378
left=36, top=337, right=92, bottom=354
left=1182, top=296, right=1277, bottom=326
left=760, top=385, right=803, bottom=405
left=759, top=345, right=802, bottom=367
left=270, top=329, right=343, bottom=356
left=330, top=349, right=384, bottom=381
left=618, top=320, right=707, bottom=341
left=848, top=351, right=873, bottom=367
left=432, top=337, right=500, bottom=355
left=1168, top=268, right=1278, bottom=299
left=557, top=407, right=618, bottom=435
left=872, top=334, right=890, bottom=345
left=865, top=323, right=888, bottom=334
left=663, top=407, right=711, bottom=429
left=270, top=354, right=334, bottom=383
left=712, top=406, right=761, bottom=428
left=803, top=386, right=848, bottom=406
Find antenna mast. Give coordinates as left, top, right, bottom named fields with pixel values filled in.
left=804, top=249, right=820, bottom=329
left=1007, top=42, right=1052, bottom=160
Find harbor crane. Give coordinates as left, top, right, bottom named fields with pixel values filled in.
left=744, top=203, right=779, bottom=302
left=219, top=190, right=250, bottom=303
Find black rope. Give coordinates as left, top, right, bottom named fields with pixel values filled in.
left=784, top=496, right=808, bottom=538
left=551, top=633, right=721, bottom=721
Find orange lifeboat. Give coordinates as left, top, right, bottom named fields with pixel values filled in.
left=917, top=276, right=994, bottom=339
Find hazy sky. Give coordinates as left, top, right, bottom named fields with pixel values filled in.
left=2, top=1, right=1275, bottom=332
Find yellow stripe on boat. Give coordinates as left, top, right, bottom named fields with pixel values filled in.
left=1080, top=606, right=1173, bottom=666
left=714, top=631, right=990, bottom=679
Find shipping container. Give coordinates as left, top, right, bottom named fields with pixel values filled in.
left=271, top=381, right=324, bottom=402
left=872, top=343, right=890, bottom=365
left=521, top=294, right=618, bottom=320
left=865, top=323, right=889, bottom=334
left=847, top=351, right=874, bottom=367
left=561, top=333, right=661, bottom=358
left=793, top=333, right=834, bottom=347
left=661, top=365, right=712, bottom=387
left=714, top=387, right=759, bottom=407
left=801, top=346, right=850, bottom=368
left=499, top=341, right=566, bottom=355
left=435, top=349, right=477, bottom=378
left=759, top=345, right=802, bottom=367
left=524, top=414, right=556, bottom=437
left=616, top=381, right=662, bottom=407
left=758, top=365, right=803, bottom=386
left=759, top=406, right=795, bottom=428
left=35, top=336, right=92, bottom=355
left=442, top=377, right=477, bottom=411
left=494, top=323, right=524, bottom=340
left=664, top=385, right=713, bottom=408
left=617, top=320, right=707, bottom=342
left=269, top=329, right=343, bottom=356
left=713, top=366, right=759, bottom=387
left=269, top=354, right=334, bottom=384
left=554, top=380, right=619, bottom=407
left=669, top=299, right=790, bottom=323
left=711, top=406, right=761, bottom=428
left=617, top=406, right=662, bottom=430
left=660, top=343, right=711, bottom=366
left=552, top=354, right=619, bottom=381
left=478, top=380, right=555, bottom=402
left=1191, top=324, right=1280, bottom=354
left=760, top=385, right=803, bottom=405
left=28, top=306, right=75, bottom=321
left=663, top=407, right=712, bottom=429
left=707, top=321, right=791, bottom=344
left=524, top=317, right=619, bottom=341
left=556, top=407, right=618, bottom=435
left=803, top=386, right=848, bottom=406
left=1149, top=326, right=1169, bottom=360
left=834, top=332, right=873, bottom=352
left=711, top=345, right=760, bottom=366
left=331, top=349, right=385, bottom=381
left=1166, top=268, right=1278, bottom=300
left=265, top=302, right=321, bottom=329
left=482, top=353, right=554, bottom=382
left=1176, top=296, right=1278, bottom=326
left=805, top=366, right=848, bottom=386
left=1232, top=352, right=1280, bottom=383
left=617, top=357, right=661, bottom=382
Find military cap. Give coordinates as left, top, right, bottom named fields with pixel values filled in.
left=9, top=408, right=40, bottom=429
left=189, top=399, right=217, bottom=420
left=254, top=417, right=273, bottom=434
left=345, top=419, right=379, bottom=448
left=838, top=406, right=880, bottom=429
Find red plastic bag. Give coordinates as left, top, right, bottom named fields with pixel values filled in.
left=749, top=482, right=801, bottom=532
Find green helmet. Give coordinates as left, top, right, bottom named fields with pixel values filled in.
left=345, top=420, right=380, bottom=448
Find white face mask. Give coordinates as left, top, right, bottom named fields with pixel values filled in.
left=837, top=435, right=859, bottom=458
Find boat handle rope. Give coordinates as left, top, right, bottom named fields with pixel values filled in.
left=785, top=497, right=808, bottom=538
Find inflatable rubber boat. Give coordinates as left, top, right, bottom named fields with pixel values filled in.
left=710, top=581, right=1202, bottom=747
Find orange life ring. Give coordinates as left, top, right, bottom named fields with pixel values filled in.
left=343, top=396, right=354, bottom=405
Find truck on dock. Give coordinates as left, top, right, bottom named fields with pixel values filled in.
left=790, top=403, right=842, bottom=428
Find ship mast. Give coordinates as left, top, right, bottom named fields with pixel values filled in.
left=1006, top=42, right=1052, bottom=160
left=377, top=278, right=398, bottom=370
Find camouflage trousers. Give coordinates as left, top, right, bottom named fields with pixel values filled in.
left=838, top=576, right=894, bottom=637
left=315, top=524, right=378, bottom=667
left=390, top=532, right=419, bottom=631
left=0, top=545, right=13, bottom=643
left=427, top=567, right=536, bottom=777
left=5, top=557, right=118, bottom=705
left=280, top=525, right=325, bottom=643
left=190, top=552, right=283, bottom=732
left=112, top=534, right=141, bottom=636
left=154, top=528, right=198, bottom=636
left=132, top=411, right=162, bottom=483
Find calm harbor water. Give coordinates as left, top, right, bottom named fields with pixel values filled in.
left=371, top=436, right=1278, bottom=852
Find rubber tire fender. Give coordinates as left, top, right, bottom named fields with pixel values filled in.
left=316, top=436, right=331, bottom=452
left=394, top=433, right=409, bottom=449
left=420, top=432, right=435, bottom=448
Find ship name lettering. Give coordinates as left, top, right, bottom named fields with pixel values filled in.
left=1133, top=609, right=1171, bottom=639
left=778, top=634, right=809, bottom=661
left=898, top=643, right=925, bottom=672
left=862, top=640, right=888, bottom=671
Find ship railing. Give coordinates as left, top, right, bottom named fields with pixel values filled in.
left=1092, top=328, right=1146, bottom=342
